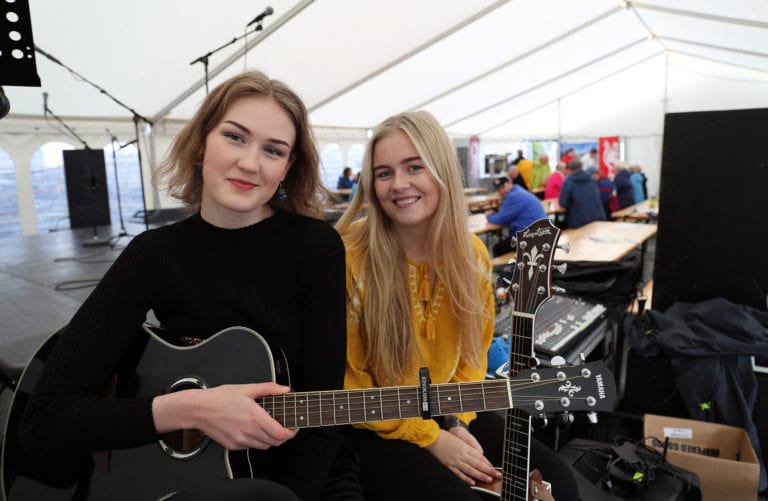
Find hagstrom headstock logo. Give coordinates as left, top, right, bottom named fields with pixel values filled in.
left=521, top=226, right=553, bottom=239
left=524, top=246, right=545, bottom=280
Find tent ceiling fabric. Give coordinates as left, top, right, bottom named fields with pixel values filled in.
left=3, top=0, right=768, bottom=138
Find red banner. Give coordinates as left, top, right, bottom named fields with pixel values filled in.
left=598, top=136, right=620, bottom=176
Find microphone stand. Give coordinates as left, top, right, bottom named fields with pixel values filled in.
left=190, top=23, right=264, bottom=94
left=107, top=130, right=137, bottom=247
left=35, top=45, right=151, bottom=231
left=43, top=100, right=110, bottom=247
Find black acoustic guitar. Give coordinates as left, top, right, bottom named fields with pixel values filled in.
left=2, top=322, right=614, bottom=500
left=473, top=218, right=615, bottom=500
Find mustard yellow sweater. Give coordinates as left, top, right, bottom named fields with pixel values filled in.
left=343, top=232, right=495, bottom=447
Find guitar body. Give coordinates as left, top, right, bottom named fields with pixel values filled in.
left=474, top=469, right=554, bottom=501
left=1, top=326, right=286, bottom=501
left=2, top=312, right=614, bottom=499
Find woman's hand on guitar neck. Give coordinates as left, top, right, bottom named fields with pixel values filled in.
left=152, top=382, right=297, bottom=451
left=425, top=428, right=502, bottom=486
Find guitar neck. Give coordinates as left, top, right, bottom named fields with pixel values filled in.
left=499, top=218, right=561, bottom=501
left=502, top=323, right=535, bottom=501
left=256, top=379, right=511, bottom=428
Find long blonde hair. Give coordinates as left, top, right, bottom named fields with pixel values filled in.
left=153, top=70, right=327, bottom=218
left=336, top=111, right=487, bottom=385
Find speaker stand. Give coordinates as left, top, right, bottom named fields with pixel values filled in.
left=82, top=225, right=111, bottom=248
left=107, top=131, right=137, bottom=248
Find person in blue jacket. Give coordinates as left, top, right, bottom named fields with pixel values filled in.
left=559, top=159, right=606, bottom=229
left=485, top=176, right=546, bottom=255
left=337, top=166, right=355, bottom=189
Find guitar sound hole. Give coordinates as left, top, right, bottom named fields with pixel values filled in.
left=159, top=377, right=210, bottom=459
left=162, top=429, right=207, bottom=454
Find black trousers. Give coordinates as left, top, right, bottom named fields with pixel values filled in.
left=171, top=478, right=300, bottom=501
left=171, top=442, right=364, bottom=501
left=342, top=411, right=579, bottom=501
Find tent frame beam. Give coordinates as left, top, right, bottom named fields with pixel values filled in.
left=150, top=0, right=315, bottom=124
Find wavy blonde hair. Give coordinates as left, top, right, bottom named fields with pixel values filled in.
left=336, top=111, right=487, bottom=385
left=153, top=70, right=327, bottom=218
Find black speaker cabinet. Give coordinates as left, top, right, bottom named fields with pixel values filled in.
left=653, top=108, right=768, bottom=312
left=63, top=149, right=111, bottom=229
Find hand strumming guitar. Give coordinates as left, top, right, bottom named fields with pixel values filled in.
left=425, top=427, right=502, bottom=486
left=152, top=382, right=297, bottom=451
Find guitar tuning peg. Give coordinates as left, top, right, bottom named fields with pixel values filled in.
left=587, top=411, right=599, bottom=424
left=550, top=355, right=566, bottom=367
left=559, top=411, right=574, bottom=426
left=535, top=414, right=549, bottom=429
left=578, top=353, right=586, bottom=365
left=636, top=295, right=648, bottom=315
left=552, top=285, right=566, bottom=293
left=557, top=241, right=570, bottom=254
left=553, top=263, right=567, bottom=275
left=507, top=259, right=517, bottom=267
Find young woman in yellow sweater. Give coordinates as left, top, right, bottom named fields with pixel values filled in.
left=335, top=111, right=578, bottom=500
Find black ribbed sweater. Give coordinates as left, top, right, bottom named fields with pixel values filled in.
left=19, top=210, right=348, bottom=499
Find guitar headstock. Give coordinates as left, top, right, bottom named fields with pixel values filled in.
left=509, top=219, right=561, bottom=315
left=508, top=361, right=616, bottom=415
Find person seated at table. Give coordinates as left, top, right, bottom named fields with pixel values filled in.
left=530, top=153, right=551, bottom=192
left=612, top=162, right=635, bottom=209
left=544, top=160, right=567, bottom=199
left=486, top=176, right=546, bottom=256
left=335, top=110, right=578, bottom=501
left=629, top=164, right=647, bottom=203
left=507, top=163, right=530, bottom=191
left=587, top=166, right=616, bottom=218
left=337, top=166, right=355, bottom=189
left=336, top=166, right=355, bottom=202
left=517, top=157, right=535, bottom=190
left=559, top=159, right=606, bottom=229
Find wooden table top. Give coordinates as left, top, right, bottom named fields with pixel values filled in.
left=463, top=187, right=488, bottom=195
left=542, top=198, right=565, bottom=214
left=467, top=213, right=504, bottom=235
left=490, top=220, right=657, bottom=266
left=555, top=221, right=657, bottom=262
left=610, top=199, right=658, bottom=222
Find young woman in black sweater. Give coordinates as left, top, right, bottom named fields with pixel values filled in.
left=18, top=71, right=362, bottom=500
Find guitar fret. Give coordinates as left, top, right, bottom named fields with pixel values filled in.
left=511, top=311, right=535, bottom=319
left=257, top=379, right=520, bottom=428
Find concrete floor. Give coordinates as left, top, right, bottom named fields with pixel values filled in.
left=0, top=222, right=155, bottom=377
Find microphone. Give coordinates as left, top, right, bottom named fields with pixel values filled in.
left=42, top=92, right=49, bottom=114
left=246, top=6, right=273, bottom=26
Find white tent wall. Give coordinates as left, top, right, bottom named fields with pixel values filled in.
left=0, top=122, right=370, bottom=235
left=1, top=0, right=767, bottom=235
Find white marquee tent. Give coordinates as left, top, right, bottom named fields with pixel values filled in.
left=1, top=0, right=767, bottom=234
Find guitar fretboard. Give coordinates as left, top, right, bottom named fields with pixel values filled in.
left=257, top=380, right=512, bottom=428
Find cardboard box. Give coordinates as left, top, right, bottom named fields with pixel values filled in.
left=644, top=414, right=759, bottom=501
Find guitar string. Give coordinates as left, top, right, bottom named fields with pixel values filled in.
left=504, top=237, right=551, bottom=499
left=255, top=373, right=595, bottom=427
left=506, top=281, right=530, bottom=498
